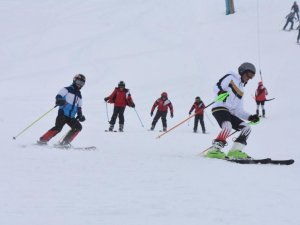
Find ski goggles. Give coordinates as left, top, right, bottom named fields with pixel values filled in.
left=75, top=79, right=85, bottom=87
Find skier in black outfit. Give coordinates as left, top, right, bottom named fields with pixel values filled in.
left=297, top=23, right=300, bottom=43
left=283, top=12, right=296, bottom=30
left=292, top=1, right=299, bottom=21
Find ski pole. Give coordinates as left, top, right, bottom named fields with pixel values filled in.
left=105, top=101, right=110, bottom=122
left=133, top=108, right=144, bottom=127
left=156, top=92, right=229, bottom=139
left=205, top=110, right=215, bottom=127
left=13, top=105, right=57, bottom=140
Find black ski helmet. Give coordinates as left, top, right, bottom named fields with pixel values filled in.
left=118, top=81, right=125, bottom=88
left=195, top=96, right=201, bottom=101
left=73, top=74, right=86, bottom=88
left=238, top=62, right=256, bottom=75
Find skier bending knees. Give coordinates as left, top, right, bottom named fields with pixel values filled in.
left=205, top=62, right=259, bottom=160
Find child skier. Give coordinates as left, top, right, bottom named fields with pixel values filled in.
left=189, top=96, right=206, bottom=133
left=37, top=74, right=86, bottom=146
left=150, top=92, right=174, bottom=131
left=283, top=12, right=296, bottom=30
left=104, top=81, right=135, bottom=132
left=297, top=23, right=300, bottom=43
left=204, top=62, right=259, bottom=160
left=255, top=81, right=268, bottom=117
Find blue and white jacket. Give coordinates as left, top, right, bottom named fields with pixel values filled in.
left=56, top=84, right=82, bottom=118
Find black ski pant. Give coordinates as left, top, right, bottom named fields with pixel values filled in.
left=152, top=111, right=167, bottom=128
left=194, top=114, right=205, bottom=132
left=283, top=19, right=294, bottom=30
left=212, top=107, right=251, bottom=145
left=41, top=110, right=82, bottom=142
left=110, top=106, right=126, bottom=125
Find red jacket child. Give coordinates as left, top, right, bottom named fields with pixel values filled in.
left=150, top=92, right=173, bottom=131
left=189, top=97, right=206, bottom=115
left=255, top=82, right=268, bottom=102
left=104, top=81, right=135, bottom=132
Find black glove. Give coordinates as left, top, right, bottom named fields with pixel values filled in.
left=104, top=97, right=109, bottom=102
left=150, top=112, right=153, bottom=117
left=248, top=114, right=260, bottom=123
left=131, top=103, right=135, bottom=108
left=56, top=98, right=66, bottom=106
left=76, top=115, right=86, bottom=122
left=189, top=111, right=192, bottom=115
left=217, top=90, right=229, bottom=102
left=170, top=112, right=174, bottom=118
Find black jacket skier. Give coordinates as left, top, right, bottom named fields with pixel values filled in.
left=283, top=12, right=296, bottom=30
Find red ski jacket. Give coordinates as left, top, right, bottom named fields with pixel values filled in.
left=255, top=86, right=268, bottom=101
left=151, top=98, right=173, bottom=113
left=189, top=101, right=205, bottom=115
left=107, top=87, right=134, bottom=107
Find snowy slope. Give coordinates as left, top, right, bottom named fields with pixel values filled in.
left=0, top=1, right=299, bottom=225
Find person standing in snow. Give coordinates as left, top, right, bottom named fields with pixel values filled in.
left=150, top=92, right=174, bottom=132
left=37, top=74, right=86, bottom=146
left=283, top=12, right=296, bottom=30
left=291, top=1, right=299, bottom=21
left=104, top=81, right=135, bottom=132
left=189, top=96, right=206, bottom=133
left=204, top=62, right=259, bottom=160
left=255, top=81, right=268, bottom=117
left=297, top=23, right=300, bottom=43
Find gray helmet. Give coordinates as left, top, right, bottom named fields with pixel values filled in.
left=238, top=62, right=256, bottom=75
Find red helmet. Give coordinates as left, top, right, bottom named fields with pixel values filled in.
left=161, top=92, right=168, bottom=98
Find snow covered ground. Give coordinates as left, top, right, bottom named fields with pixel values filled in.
left=1, top=0, right=299, bottom=225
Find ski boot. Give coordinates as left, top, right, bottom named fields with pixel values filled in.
left=57, top=140, right=71, bottom=149
left=256, top=109, right=259, bottom=116
left=108, top=124, right=114, bottom=132
left=163, top=127, right=167, bottom=132
left=119, top=124, right=124, bottom=132
left=205, top=140, right=227, bottom=159
left=262, top=109, right=265, bottom=118
left=193, top=129, right=197, bottom=133
left=37, top=139, right=47, bottom=145
left=150, top=125, right=155, bottom=131
left=227, top=142, right=250, bottom=159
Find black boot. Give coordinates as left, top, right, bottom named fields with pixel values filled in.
left=119, top=124, right=124, bottom=132
left=262, top=109, right=265, bottom=118
left=108, top=124, right=114, bottom=131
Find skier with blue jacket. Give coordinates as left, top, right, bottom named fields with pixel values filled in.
left=37, top=74, right=86, bottom=146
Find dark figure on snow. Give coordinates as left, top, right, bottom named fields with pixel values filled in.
left=150, top=92, right=174, bottom=132
left=204, top=62, right=259, bottom=160
left=37, top=74, right=86, bottom=146
left=189, top=96, right=206, bottom=133
left=297, top=23, right=300, bottom=43
left=104, top=81, right=135, bottom=132
left=255, top=81, right=268, bottom=117
left=292, top=1, right=299, bottom=21
left=283, top=12, right=296, bottom=30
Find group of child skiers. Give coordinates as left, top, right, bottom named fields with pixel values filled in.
left=283, top=2, right=300, bottom=43
left=37, top=62, right=270, bottom=160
